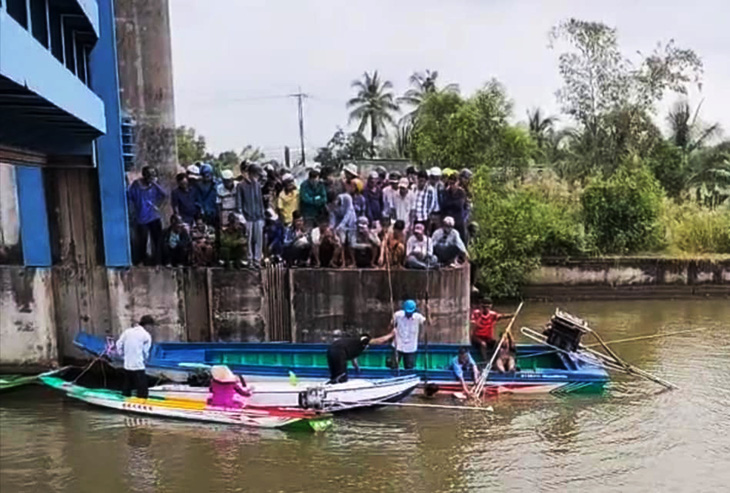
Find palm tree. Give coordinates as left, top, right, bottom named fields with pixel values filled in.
left=347, top=71, right=400, bottom=157
left=667, top=100, right=722, bottom=153
left=527, top=108, right=558, bottom=150
left=398, top=70, right=459, bottom=122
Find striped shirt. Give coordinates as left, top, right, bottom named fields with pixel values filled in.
left=412, top=185, right=437, bottom=222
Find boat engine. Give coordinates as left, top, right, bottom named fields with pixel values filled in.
left=545, top=309, right=591, bottom=352
left=298, top=387, right=327, bottom=410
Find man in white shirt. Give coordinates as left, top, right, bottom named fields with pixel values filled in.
left=116, top=315, right=154, bottom=398
left=378, top=299, right=430, bottom=369
left=432, top=216, right=468, bottom=267
left=391, top=178, right=414, bottom=230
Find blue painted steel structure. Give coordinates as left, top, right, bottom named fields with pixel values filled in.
left=90, top=0, right=131, bottom=266
left=0, top=0, right=131, bottom=267
left=14, top=166, right=52, bottom=266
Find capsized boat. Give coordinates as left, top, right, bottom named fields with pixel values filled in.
left=148, top=374, right=420, bottom=410
left=39, top=374, right=332, bottom=431
left=75, top=332, right=609, bottom=395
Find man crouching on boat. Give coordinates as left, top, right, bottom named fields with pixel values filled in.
left=207, top=365, right=252, bottom=408
left=116, top=315, right=154, bottom=399
left=327, top=334, right=391, bottom=384
left=450, top=347, right=480, bottom=395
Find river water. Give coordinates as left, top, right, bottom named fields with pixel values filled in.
left=1, top=299, right=729, bottom=492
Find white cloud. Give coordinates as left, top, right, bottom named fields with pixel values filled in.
left=170, top=0, right=729, bottom=157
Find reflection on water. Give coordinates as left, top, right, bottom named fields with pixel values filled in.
left=2, top=299, right=729, bottom=492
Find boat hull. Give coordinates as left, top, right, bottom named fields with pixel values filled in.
left=149, top=375, right=420, bottom=409
left=39, top=375, right=332, bottom=431
left=74, top=333, right=609, bottom=394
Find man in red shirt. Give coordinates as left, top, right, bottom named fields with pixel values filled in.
left=470, top=297, right=514, bottom=364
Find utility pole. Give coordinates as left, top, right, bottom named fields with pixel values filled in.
left=289, top=88, right=308, bottom=166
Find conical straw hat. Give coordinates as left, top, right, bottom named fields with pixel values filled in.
left=210, top=365, right=238, bottom=383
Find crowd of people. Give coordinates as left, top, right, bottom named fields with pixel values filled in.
left=127, top=160, right=477, bottom=270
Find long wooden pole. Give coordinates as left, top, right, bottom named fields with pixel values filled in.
left=519, top=326, right=678, bottom=390
left=338, top=400, right=493, bottom=412
left=520, top=327, right=709, bottom=360
left=587, top=329, right=678, bottom=390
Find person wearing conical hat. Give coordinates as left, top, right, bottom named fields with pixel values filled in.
left=207, top=365, right=251, bottom=409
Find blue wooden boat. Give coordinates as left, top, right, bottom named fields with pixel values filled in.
left=74, top=332, right=609, bottom=395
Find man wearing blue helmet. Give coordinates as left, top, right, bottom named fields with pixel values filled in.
left=379, top=299, right=430, bottom=370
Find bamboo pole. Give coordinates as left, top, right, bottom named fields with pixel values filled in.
left=587, top=329, right=678, bottom=390
left=520, top=327, right=709, bottom=360
left=337, top=400, right=494, bottom=412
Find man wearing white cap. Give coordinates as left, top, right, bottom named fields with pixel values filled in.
left=405, top=223, right=438, bottom=270
left=432, top=216, right=468, bottom=267
left=186, top=164, right=201, bottom=185
left=392, top=178, right=415, bottom=231
left=216, top=169, right=238, bottom=222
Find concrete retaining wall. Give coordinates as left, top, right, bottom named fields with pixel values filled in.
left=290, top=266, right=470, bottom=343
left=0, top=268, right=58, bottom=369
left=0, top=264, right=471, bottom=368
left=526, top=257, right=730, bottom=299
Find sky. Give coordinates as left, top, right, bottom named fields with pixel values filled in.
left=169, top=0, right=729, bottom=160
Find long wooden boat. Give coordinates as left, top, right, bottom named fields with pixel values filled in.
left=149, top=374, right=419, bottom=410
left=75, top=332, right=609, bottom=395
left=39, top=374, right=332, bottom=431
left=0, top=374, right=38, bottom=392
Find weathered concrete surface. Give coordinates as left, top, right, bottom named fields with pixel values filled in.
left=114, top=0, right=177, bottom=183
left=106, top=268, right=186, bottom=342
left=526, top=257, right=730, bottom=300
left=181, top=268, right=210, bottom=342
left=2, top=265, right=470, bottom=367
left=210, top=269, right=265, bottom=342
left=52, top=266, right=112, bottom=360
left=0, top=268, right=58, bottom=369
left=0, top=162, right=22, bottom=264
left=290, top=266, right=470, bottom=344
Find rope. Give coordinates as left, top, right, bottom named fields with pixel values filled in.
left=72, top=346, right=111, bottom=384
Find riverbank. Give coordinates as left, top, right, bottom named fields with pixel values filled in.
left=525, top=256, right=730, bottom=300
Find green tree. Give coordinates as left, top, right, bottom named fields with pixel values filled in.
left=686, top=142, right=730, bottom=208
left=347, top=71, right=400, bottom=157
left=410, top=79, right=519, bottom=170
left=582, top=161, right=665, bottom=253
left=176, top=126, right=207, bottom=165
left=470, top=171, right=586, bottom=297
left=667, top=100, right=721, bottom=153
left=398, top=70, right=459, bottom=123
left=527, top=108, right=558, bottom=152
left=314, top=129, right=369, bottom=170
left=550, top=18, right=702, bottom=171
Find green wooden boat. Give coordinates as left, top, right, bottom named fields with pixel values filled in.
left=0, top=374, right=38, bottom=392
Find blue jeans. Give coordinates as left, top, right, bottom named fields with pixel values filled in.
left=405, top=254, right=439, bottom=270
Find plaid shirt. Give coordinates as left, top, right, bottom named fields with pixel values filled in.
left=412, top=185, right=437, bottom=222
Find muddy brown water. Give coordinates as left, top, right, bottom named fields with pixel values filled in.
left=1, top=299, right=729, bottom=492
